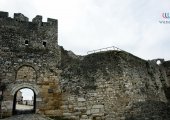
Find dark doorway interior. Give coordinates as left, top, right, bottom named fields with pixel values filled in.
left=12, top=88, right=36, bottom=115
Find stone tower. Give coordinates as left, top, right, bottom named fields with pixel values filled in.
left=0, top=11, right=61, bottom=116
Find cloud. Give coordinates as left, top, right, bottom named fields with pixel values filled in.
left=0, top=0, right=170, bottom=60
left=135, top=23, right=170, bottom=60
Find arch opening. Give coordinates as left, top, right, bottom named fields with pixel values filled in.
left=156, top=60, right=161, bottom=65
left=12, top=88, right=36, bottom=115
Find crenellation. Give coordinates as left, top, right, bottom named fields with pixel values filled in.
left=0, top=11, right=58, bottom=28
left=0, top=11, right=9, bottom=18
left=47, top=18, right=58, bottom=25
left=0, top=12, right=59, bottom=56
left=32, top=15, right=42, bottom=24
left=14, top=13, right=29, bottom=22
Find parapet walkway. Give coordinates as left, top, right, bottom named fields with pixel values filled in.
left=1, top=114, right=53, bottom=120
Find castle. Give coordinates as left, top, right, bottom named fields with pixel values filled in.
left=0, top=11, right=170, bottom=120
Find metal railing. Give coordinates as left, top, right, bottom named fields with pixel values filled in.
left=87, top=46, right=123, bottom=55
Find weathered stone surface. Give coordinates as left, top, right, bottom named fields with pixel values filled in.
left=78, top=98, right=86, bottom=102
left=60, top=48, right=170, bottom=119
left=92, top=105, right=104, bottom=109
left=44, top=110, right=62, bottom=116
left=91, top=109, right=100, bottom=114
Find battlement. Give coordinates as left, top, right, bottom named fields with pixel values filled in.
left=0, top=11, right=57, bottom=25
left=0, top=11, right=59, bottom=55
left=0, top=11, right=8, bottom=18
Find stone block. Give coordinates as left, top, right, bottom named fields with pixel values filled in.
left=74, top=107, right=87, bottom=111
left=2, top=101, right=13, bottom=109
left=36, top=97, right=43, bottom=101
left=60, top=105, right=68, bottom=109
left=78, top=97, right=86, bottom=102
left=89, top=92, right=97, bottom=96
left=70, top=116, right=79, bottom=120
left=43, top=77, right=49, bottom=82
left=86, top=110, right=91, bottom=115
left=69, top=96, right=76, bottom=101
left=73, top=112, right=81, bottom=115
left=92, top=105, right=104, bottom=109
left=44, top=110, right=62, bottom=116
left=68, top=105, right=74, bottom=109
left=80, top=118, right=92, bottom=120
left=78, top=102, right=85, bottom=106
left=81, top=115, right=88, bottom=118
left=63, top=112, right=72, bottom=116
left=91, top=109, right=100, bottom=114
left=41, top=85, right=49, bottom=90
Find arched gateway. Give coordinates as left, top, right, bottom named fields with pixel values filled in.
left=10, top=66, right=38, bottom=115
left=12, top=87, right=36, bottom=115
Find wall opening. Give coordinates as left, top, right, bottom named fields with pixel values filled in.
left=43, top=41, right=46, bottom=47
left=25, top=40, right=28, bottom=45
left=12, top=88, right=36, bottom=115
left=156, top=60, right=161, bottom=65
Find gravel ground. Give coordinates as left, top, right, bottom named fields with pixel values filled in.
left=16, top=104, right=33, bottom=110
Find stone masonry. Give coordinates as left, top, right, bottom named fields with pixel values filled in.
left=0, top=11, right=170, bottom=120
left=0, top=11, right=61, bottom=116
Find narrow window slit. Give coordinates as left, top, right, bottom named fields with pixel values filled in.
left=43, top=41, right=46, bottom=47
left=25, top=40, right=28, bottom=45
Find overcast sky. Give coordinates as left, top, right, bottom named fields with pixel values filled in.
left=20, top=88, right=33, bottom=100
left=0, top=0, right=170, bottom=60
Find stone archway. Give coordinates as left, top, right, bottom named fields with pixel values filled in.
left=11, top=83, right=39, bottom=96
left=10, top=82, right=39, bottom=115
left=11, top=65, right=39, bottom=115
left=16, top=65, right=37, bottom=83
left=12, top=87, right=36, bottom=115
left=2, top=62, right=61, bottom=117
left=151, top=59, right=165, bottom=65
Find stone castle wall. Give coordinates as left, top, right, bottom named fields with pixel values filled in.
left=0, top=11, right=170, bottom=120
left=60, top=48, right=170, bottom=120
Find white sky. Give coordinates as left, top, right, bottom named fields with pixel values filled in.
left=20, top=88, right=33, bottom=100
left=0, top=0, right=170, bottom=60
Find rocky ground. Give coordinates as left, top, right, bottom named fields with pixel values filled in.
left=1, top=114, right=53, bottom=120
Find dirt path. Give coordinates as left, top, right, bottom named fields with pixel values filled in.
left=16, top=104, right=33, bottom=110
